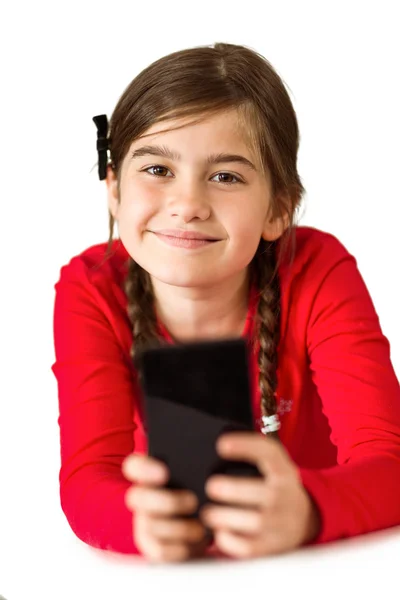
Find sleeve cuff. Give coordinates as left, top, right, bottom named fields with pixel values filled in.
left=299, top=467, right=345, bottom=545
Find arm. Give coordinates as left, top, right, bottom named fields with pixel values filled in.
left=51, top=256, right=141, bottom=554
left=298, top=240, right=400, bottom=544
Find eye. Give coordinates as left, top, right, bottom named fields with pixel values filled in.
left=211, top=172, right=243, bottom=185
left=141, top=165, right=243, bottom=185
left=142, top=165, right=173, bottom=177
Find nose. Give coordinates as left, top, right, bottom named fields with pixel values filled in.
left=167, top=181, right=211, bottom=222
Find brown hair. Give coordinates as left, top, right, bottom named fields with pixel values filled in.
left=97, top=42, right=305, bottom=440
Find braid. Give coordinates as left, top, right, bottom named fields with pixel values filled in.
left=123, top=258, right=161, bottom=371
left=252, top=238, right=282, bottom=441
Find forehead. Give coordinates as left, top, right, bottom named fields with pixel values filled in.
left=130, top=108, right=251, bottom=149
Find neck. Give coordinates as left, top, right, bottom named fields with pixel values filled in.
left=151, top=270, right=251, bottom=343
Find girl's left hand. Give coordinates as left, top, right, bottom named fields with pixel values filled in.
left=200, top=431, right=321, bottom=559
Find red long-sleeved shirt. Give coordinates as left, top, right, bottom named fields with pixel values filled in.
left=51, top=225, right=400, bottom=554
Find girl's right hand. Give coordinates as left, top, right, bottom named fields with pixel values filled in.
left=122, top=453, right=209, bottom=563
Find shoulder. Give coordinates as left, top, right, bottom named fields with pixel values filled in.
left=279, top=225, right=356, bottom=285
left=293, top=225, right=353, bottom=264
left=53, top=239, right=131, bottom=324
left=54, top=238, right=130, bottom=288
left=276, top=225, right=361, bottom=319
left=52, top=240, right=135, bottom=360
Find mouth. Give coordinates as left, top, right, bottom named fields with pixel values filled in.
left=149, top=230, right=221, bottom=249
left=149, top=229, right=221, bottom=241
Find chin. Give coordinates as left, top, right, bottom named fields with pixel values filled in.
left=148, top=266, right=220, bottom=289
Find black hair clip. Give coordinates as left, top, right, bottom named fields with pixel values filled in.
left=92, top=114, right=110, bottom=181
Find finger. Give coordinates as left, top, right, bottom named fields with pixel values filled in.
left=214, top=529, right=264, bottom=559
left=125, top=486, right=198, bottom=516
left=147, top=516, right=207, bottom=544
left=214, top=527, right=288, bottom=559
left=135, top=514, right=205, bottom=563
left=122, top=454, right=169, bottom=485
left=142, top=538, right=209, bottom=563
left=217, top=432, right=294, bottom=479
left=205, top=475, right=265, bottom=507
left=187, top=536, right=211, bottom=560
left=135, top=513, right=190, bottom=563
left=139, top=538, right=190, bottom=563
left=200, top=505, right=263, bottom=535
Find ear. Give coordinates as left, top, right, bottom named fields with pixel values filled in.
left=106, top=165, right=120, bottom=221
left=261, top=212, right=290, bottom=241
left=261, top=195, right=290, bottom=241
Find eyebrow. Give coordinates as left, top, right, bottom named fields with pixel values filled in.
left=129, top=144, right=257, bottom=171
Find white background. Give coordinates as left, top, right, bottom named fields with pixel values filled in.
left=0, top=0, right=399, bottom=598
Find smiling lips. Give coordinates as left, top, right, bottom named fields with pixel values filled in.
left=150, top=228, right=222, bottom=249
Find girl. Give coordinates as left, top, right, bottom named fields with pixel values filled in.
left=51, top=42, right=400, bottom=563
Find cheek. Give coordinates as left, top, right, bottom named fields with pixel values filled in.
left=223, top=215, right=265, bottom=266
left=220, top=203, right=264, bottom=243
left=120, top=184, right=159, bottom=227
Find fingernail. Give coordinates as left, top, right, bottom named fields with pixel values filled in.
left=122, top=458, right=133, bottom=475
left=217, top=437, right=231, bottom=453
left=200, top=506, right=209, bottom=519
left=206, top=477, right=220, bottom=493
left=149, top=464, right=166, bottom=478
left=188, top=493, right=199, bottom=508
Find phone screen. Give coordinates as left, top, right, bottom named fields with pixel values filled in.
left=137, top=337, right=261, bottom=508
left=139, top=337, right=254, bottom=427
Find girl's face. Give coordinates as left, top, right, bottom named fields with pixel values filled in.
left=107, top=108, right=288, bottom=289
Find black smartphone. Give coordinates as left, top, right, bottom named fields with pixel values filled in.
left=137, top=337, right=262, bottom=513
